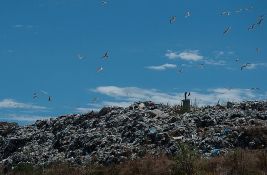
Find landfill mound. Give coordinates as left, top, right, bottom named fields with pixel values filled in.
left=0, top=101, right=267, bottom=169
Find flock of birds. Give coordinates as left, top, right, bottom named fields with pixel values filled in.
left=31, top=1, right=265, bottom=104
left=221, top=10, right=264, bottom=71
left=234, top=14, right=264, bottom=71
left=77, top=2, right=264, bottom=74
left=77, top=51, right=109, bottom=73
left=32, top=50, right=110, bottom=101
left=169, top=6, right=264, bottom=73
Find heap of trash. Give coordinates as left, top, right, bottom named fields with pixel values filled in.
left=0, top=101, right=267, bottom=169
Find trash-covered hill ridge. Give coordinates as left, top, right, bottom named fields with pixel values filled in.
left=0, top=101, right=267, bottom=168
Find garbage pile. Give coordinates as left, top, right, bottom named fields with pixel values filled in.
left=0, top=101, right=266, bottom=168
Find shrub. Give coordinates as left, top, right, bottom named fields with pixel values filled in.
left=196, top=156, right=223, bottom=175
left=12, top=163, right=41, bottom=175
left=1, top=149, right=267, bottom=175
left=173, top=142, right=198, bottom=175
left=118, top=155, right=173, bottom=175
left=255, top=150, right=267, bottom=174
left=223, top=149, right=263, bottom=175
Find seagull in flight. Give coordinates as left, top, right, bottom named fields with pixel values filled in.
left=102, top=51, right=109, bottom=59
left=33, top=93, right=38, bottom=99
left=241, top=63, right=251, bottom=70
left=185, top=11, right=191, bottom=18
left=257, top=15, right=264, bottom=25
left=223, top=26, right=231, bottom=35
left=91, top=97, right=98, bottom=103
left=177, top=67, right=183, bottom=74
left=235, top=58, right=240, bottom=62
left=198, top=63, right=204, bottom=69
left=101, top=0, right=108, bottom=6
left=248, top=24, right=256, bottom=31
left=41, top=90, right=52, bottom=102
left=256, top=48, right=260, bottom=55
left=221, top=11, right=231, bottom=16
left=170, top=16, right=176, bottom=24
left=235, top=9, right=243, bottom=13
left=245, top=6, right=253, bottom=11
left=77, top=54, right=85, bottom=60
left=97, top=66, right=104, bottom=72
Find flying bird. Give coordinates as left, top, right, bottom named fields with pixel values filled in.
left=223, top=27, right=231, bottom=35
left=256, top=48, right=260, bottom=55
left=33, top=90, right=52, bottom=102
left=257, top=18, right=264, bottom=25
left=91, top=97, right=98, bottom=103
left=257, top=15, right=264, bottom=25
left=77, top=54, right=85, bottom=60
left=235, top=58, right=240, bottom=62
left=33, top=93, right=38, bottom=99
left=185, top=11, right=191, bottom=18
left=235, top=9, right=243, bottom=13
left=248, top=24, right=256, bottom=31
left=170, top=16, right=176, bottom=24
left=97, top=66, right=104, bottom=72
left=244, top=6, right=253, bottom=11
left=198, top=63, right=204, bottom=69
left=41, top=90, right=52, bottom=102
left=221, top=11, right=231, bottom=16
left=177, top=68, right=183, bottom=74
left=102, top=51, right=109, bottom=59
left=241, top=63, right=251, bottom=70
left=101, top=0, right=108, bottom=6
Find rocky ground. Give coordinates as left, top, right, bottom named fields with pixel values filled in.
left=0, top=101, right=267, bottom=170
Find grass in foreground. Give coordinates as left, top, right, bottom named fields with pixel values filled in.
left=1, top=148, right=266, bottom=175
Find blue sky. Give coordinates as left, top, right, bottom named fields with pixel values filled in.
left=0, top=0, right=267, bottom=125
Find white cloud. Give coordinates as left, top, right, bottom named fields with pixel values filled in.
left=13, top=24, right=24, bottom=28
left=245, top=63, right=267, bottom=70
left=214, top=50, right=234, bottom=57
left=165, top=50, right=203, bottom=61
left=178, top=50, right=203, bottom=61
left=193, top=88, right=258, bottom=105
left=246, top=64, right=257, bottom=70
left=93, top=86, right=176, bottom=103
left=146, top=63, right=177, bottom=71
left=213, top=51, right=225, bottom=58
left=204, top=59, right=226, bottom=66
left=75, top=101, right=131, bottom=113
left=13, top=24, right=34, bottom=29
left=91, top=86, right=266, bottom=107
left=76, top=107, right=99, bottom=113
left=0, top=114, right=50, bottom=122
left=102, top=101, right=132, bottom=107
left=0, top=99, right=46, bottom=110
left=218, top=51, right=224, bottom=55
left=165, top=50, right=180, bottom=59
